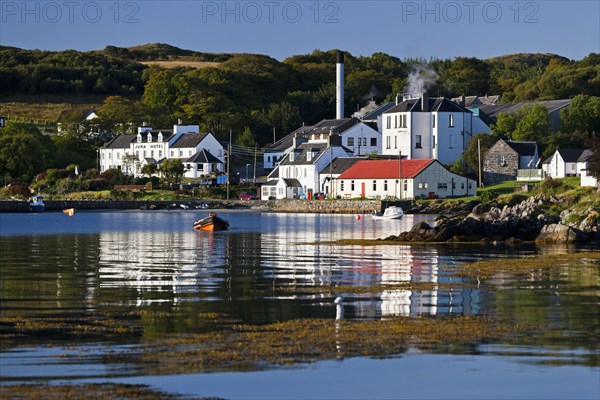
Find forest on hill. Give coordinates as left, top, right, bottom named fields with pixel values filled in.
left=1, top=43, right=599, bottom=148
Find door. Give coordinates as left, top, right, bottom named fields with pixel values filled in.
left=361, top=182, right=366, bottom=198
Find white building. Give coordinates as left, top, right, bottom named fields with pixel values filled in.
left=381, top=95, right=490, bottom=165
left=335, top=159, right=476, bottom=200
left=542, top=149, right=589, bottom=179
left=261, top=133, right=354, bottom=200
left=262, top=118, right=380, bottom=170
left=100, top=124, right=224, bottom=179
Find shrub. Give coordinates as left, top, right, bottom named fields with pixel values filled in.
left=6, top=183, right=31, bottom=199
left=480, top=190, right=499, bottom=203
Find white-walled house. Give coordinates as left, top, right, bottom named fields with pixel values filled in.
left=542, top=149, right=589, bottom=179
left=335, top=159, right=476, bottom=200
left=261, top=133, right=354, bottom=200
left=100, top=124, right=224, bottom=179
left=381, top=95, right=490, bottom=165
left=169, top=133, right=225, bottom=178
left=262, top=118, right=381, bottom=171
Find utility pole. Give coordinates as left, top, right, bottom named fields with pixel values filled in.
left=398, top=149, right=402, bottom=200
left=477, top=138, right=482, bottom=188
left=329, top=145, right=333, bottom=197
left=253, top=144, right=257, bottom=184
left=227, top=129, right=232, bottom=200
left=273, top=127, right=276, bottom=144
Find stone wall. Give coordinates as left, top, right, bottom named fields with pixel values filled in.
left=0, top=199, right=383, bottom=214
left=483, top=140, right=519, bottom=184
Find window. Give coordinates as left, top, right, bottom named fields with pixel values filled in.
left=373, top=180, right=377, bottom=191
left=437, top=183, right=448, bottom=190
left=416, top=135, right=422, bottom=149
left=404, top=181, right=407, bottom=191
left=402, top=114, right=407, bottom=128
left=348, top=137, right=354, bottom=146
left=461, top=183, right=465, bottom=190
left=449, top=135, right=454, bottom=148
left=159, top=150, right=162, bottom=158
left=394, top=115, right=398, bottom=128
left=432, top=136, right=436, bottom=148
left=418, top=182, right=423, bottom=189
left=384, top=180, right=388, bottom=191
left=394, top=135, right=397, bottom=149
left=370, top=138, right=377, bottom=146
left=351, top=180, right=355, bottom=191
left=362, top=138, right=367, bottom=146
left=386, top=136, right=391, bottom=149
left=449, top=114, right=454, bottom=127
left=199, top=164, right=204, bottom=171
left=170, top=150, right=174, bottom=157
left=498, top=155, right=506, bottom=166
left=151, top=150, right=154, bottom=157
left=418, top=182, right=429, bottom=189
left=189, top=150, right=192, bottom=156
left=341, top=181, right=345, bottom=191
left=386, top=116, right=391, bottom=129
left=143, top=150, right=147, bottom=157
left=433, top=115, right=436, bottom=128
left=179, top=150, right=183, bottom=157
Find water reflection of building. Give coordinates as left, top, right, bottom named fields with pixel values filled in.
left=259, top=215, right=481, bottom=318
left=97, top=230, right=228, bottom=305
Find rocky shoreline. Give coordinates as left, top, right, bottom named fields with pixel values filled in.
left=384, top=196, right=600, bottom=244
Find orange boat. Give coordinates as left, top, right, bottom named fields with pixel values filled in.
left=193, top=212, right=230, bottom=231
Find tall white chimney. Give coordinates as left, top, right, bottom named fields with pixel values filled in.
left=336, top=50, right=344, bottom=120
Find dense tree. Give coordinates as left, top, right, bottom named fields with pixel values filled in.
left=237, top=127, right=256, bottom=148
left=511, top=105, right=551, bottom=142
left=560, top=95, right=600, bottom=134
left=442, top=57, right=489, bottom=97
left=587, top=135, right=600, bottom=179
left=0, top=122, right=54, bottom=181
left=159, top=158, right=185, bottom=186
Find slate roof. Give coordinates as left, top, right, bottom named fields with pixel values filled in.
left=451, top=95, right=500, bottom=108
left=478, top=100, right=572, bottom=118
left=280, top=143, right=329, bottom=166
left=337, top=159, right=436, bottom=180
left=557, top=149, right=587, bottom=163
left=504, top=141, right=537, bottom=156
left=305, top=118, right=361, bottom=135
left=384, top=98, right=472, bottom=114
left=282, top=178, right=302, bottom=187
left=103, top=134, right=136, bottom=149
left=266, top=125, right=314, bottom=151
left=577, top=149, right=592, bottom=163
left=267, top=166, right=280, bottom=179
left=170, top=133, right=209, bottom=148
left=361, top=102, right=397, bottom=120
left=320, top=157, right=365, bottom=175
left=140, top=129, right=174, bottom=142
left=185, top=149, right=223, bottom=164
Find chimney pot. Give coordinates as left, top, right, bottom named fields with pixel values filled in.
left=421, top=92, right=429, bottom=112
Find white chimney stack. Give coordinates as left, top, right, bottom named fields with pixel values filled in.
left=336, top=50, right=344, bottom=120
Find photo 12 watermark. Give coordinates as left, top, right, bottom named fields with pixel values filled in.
left=200, top=1, right=340, bottom=23
left=400, top=1, right=540, bottom=24
left=1, top=1, right=140, bottom=24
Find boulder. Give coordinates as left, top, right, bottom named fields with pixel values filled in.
left=535, top=224, right=587, bottom=243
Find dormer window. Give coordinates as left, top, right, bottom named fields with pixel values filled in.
left=307, top=151, right=312, bottom=162
left=158, top=133, right=163, bottom=142
left=137, top=134, right=142, bottom=143
left=147, top=134, right=152, bottom=143
left=290, top=152, right=295, bottom=162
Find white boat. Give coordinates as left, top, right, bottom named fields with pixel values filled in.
left=371, top=206, right=403, bottom=220
left=29, top=196, right=45, bottom=213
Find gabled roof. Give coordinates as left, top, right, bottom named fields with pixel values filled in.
left=478, top=100, right=572, bottom=118
left=338, top=159, right=436, bottom=180
left=184, top=149, right=223, bottom=163
left=451, top=95, right=500, bottom=108
left=557, top=149, right=586, bottom=163
left=384, top=98, right=471, bottom=114
left=282, top=178, right=302, bottom=187
left=504, top=141, right=537, bottom=156
left=578, top=149, right=592, bottom=163
left=266, top=125, right=314, bottom=151
left=267, top=166, right=280, bottom=179
left=320, top=157, right=365, bottom=175
left=170, top=133, right=210, bottom=148
left=306, top=118, right=361, bottom=135
left=139, top=129, right=174, bottom=143
left=361, top=102, right=396, bottom=120
left=103, top=134, right=136, bottom=149
left=280, top=143, right=329, bottom=166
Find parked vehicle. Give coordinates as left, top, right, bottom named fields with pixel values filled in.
left=239, top=192, right=257, bottom=200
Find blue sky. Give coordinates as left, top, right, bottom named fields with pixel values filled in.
left=1, top=1, right=599, bottom=60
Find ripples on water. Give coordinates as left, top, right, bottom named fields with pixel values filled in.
left=0, top=210, right=598, bottom=397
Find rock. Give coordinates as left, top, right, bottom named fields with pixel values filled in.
left=535, top=224, right=587, bottom=243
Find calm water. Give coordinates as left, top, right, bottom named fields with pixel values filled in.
left=0, top=210, right=598, bottom=399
